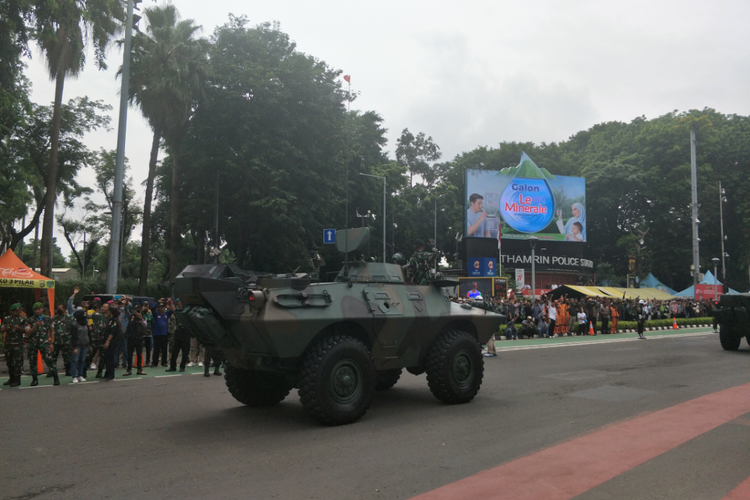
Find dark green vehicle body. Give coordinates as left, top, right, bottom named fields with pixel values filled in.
left=172, top=229, right=505, bottom=424
left=714, top=293, right=750, bottom=350
left=174, top=261, right=502, bottom=377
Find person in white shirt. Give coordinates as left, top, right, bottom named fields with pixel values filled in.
left=576, top=308, right=588, bottom=336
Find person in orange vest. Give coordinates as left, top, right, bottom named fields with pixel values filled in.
left=610, top=301, right=620, bottom=334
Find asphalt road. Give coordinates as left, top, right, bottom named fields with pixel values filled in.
left=2, top=328, right=749, bottom=500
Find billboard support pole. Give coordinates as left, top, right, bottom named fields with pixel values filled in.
left=529, top=236, right=538, bottom=299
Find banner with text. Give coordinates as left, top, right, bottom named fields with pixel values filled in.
left=465, top=152, right=586, bottom=243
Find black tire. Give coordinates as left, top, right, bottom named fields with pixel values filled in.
left=406, top=366, right=425, bottom=376
left=425, top=330, right=484, bottom=404
left=375, top=368, right=402, bottom=391
left=298, top=335, right=376, bottom=425
left=224, top=365, right=292, bottom=407
left=719, top=325, right=742, bottom=351
left=746, top=335, right=750, bottom=348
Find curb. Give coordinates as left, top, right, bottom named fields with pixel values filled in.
left=496, top=325, right=713, bottom=341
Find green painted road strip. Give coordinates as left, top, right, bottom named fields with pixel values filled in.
left=490, top=327, right=715, bottom=352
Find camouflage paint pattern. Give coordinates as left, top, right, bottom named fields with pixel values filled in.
left=174, top=261, right=505, bottom=380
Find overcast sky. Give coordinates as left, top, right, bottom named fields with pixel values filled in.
left=21, top=0, right=750, bottom=250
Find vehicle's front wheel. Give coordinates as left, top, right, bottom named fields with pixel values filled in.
left=425, top=330, right=484, bottom=404
left=299, top=335, right=376, bottom=425
left=224, top=365, right=292, bottom=407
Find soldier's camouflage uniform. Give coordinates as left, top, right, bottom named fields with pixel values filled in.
left=27, top=314, right=57, bottom=376
left=407, top=250, right=436, bottom=285
left=3, top=316, right=27, bottom=380
left=86, top=312, right=107, bottom=371
left=51, top=314, right=73, bottom=374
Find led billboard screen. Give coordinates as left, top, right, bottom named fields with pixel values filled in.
left=465, top=152, right=586, bottom=243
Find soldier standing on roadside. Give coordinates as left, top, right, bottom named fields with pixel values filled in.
left=85, top=300, right=107, bottom=379
left=407, top=239, right=437, bottom=285
left=51, top=304, right=73, bottom=376
left=25, top=302, right=59, bottom=386
left=2, top=304, right=27, bottom=387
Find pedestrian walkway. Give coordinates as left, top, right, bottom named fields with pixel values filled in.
left=0, top=364, right=222, bottom=389
left=410, top=381, right=750, bottom=500
left=490, top=326, right=715, bottom=352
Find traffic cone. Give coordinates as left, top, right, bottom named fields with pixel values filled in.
left=589, top=322, right=595, bottom=335
left=37, top=352, right=44, bottom=374
left=672, top=318, right=678, bottom=330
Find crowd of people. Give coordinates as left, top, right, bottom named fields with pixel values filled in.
left=451, top=290, right=716, bottom=358
left=478, top=294, right=716, bottom=346
left=1, top=287, right=223, bottom=388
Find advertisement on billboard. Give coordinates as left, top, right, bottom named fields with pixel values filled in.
left=468, top=257, right=497, bottom=277
left=465, top=152, right=586, bottom=243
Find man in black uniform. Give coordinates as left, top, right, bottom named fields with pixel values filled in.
left=166, top=300, right=191, bottom=372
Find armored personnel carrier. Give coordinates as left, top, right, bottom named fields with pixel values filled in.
left=713, top=293, right=750, bottom=350
left=173, top=228, right=505, bottom=425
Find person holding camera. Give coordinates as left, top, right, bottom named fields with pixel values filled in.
left=151, top=299, right=174, bottom=368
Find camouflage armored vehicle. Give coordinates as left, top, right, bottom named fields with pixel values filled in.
left=713, top=293, right=750, bottom=350
left=173, top=228, right=505, bottom=425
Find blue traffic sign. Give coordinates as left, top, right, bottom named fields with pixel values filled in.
left=324, top=229, right=336, bottom=244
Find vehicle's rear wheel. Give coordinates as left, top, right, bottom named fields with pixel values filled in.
left=425, top=330, right=484, bottom=404
left=224, top=365, right=292, bottom=407
left=719, top=325, right=742, bottom=351
left=375, top=368, right=402, bottom=391
left=299, top=335, right=376, bottom=425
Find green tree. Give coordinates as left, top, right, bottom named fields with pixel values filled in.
left=396, top=129, right=441, bottom=187
left=0, top=97, right=110, bottom=253
left=32, top=0, right=124, bottom=277
left=177, top=18, right=351, bottom=273
left=126, top=3, right=210, bottom=287
left=0, top=0, right=32, bottom=143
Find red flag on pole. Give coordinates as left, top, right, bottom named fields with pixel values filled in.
left=344, top=75, right=351, bottom=83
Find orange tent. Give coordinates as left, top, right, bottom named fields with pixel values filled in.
left=0, top=249, right=55, bottom=312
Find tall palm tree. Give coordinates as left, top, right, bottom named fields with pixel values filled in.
left=34, top=0, right=122, bottom=277
left=126, top=4, right=209, bottom=286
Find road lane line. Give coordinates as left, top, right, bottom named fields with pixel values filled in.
left=723, top=476, right=750, bottom=499
left=410, top=382, right=750, bottom=500
left=155, top=374, right=181, bottom=378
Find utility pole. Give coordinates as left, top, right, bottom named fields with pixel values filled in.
left=719, top=181, right=726, bottom=283
left=106, top=0, right=135, bottom=293
left=690, top=126, right=700, bottom=286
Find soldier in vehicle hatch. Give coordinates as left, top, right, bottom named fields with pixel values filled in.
left=407, top=238, right=437, bottom=285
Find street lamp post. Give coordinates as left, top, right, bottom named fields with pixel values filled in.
left=529, top=236, right=538, bottom=299
left=359, top=173, right=386, bottom=262
left=712, top=257, right=719, bottom=300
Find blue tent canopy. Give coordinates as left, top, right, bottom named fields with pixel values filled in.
left=639, top=272, right=678, bottom=296
left=675, top=270, right=742, bottom=296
